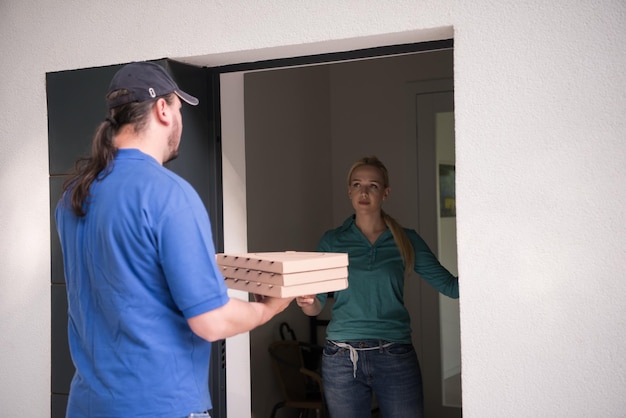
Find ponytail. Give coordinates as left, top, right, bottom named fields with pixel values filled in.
left=382, top=210, right=415, bottom=275
left=62, top=91, right=175, bottom=217
left=63, top=119, right=118, bottom=217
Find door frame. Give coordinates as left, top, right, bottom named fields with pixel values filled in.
left=406, top=78, right=461, bottom=417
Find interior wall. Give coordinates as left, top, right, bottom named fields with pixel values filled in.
left=243, top=65, right=332, bottom=418
left=2, top=2, right=625, bottom=417
left=245, top=66, right=334, bottom=253
left=327, top=50, right=454, bottom=228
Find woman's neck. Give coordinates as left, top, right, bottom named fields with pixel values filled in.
left=355, top=213, right=387, bottom=244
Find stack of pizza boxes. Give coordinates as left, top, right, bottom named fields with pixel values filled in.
left=216, top=251, right=349, bottom=297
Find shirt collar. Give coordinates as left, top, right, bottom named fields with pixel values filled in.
left=339, top=214, right=357, bottom=232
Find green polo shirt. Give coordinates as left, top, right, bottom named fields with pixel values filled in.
left=317, top=215, right=459, bottom=344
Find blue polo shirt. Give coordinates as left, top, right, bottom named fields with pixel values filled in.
left=317, top=215, right=458, bottom=344
left=55, top=149, right=230, bottom=417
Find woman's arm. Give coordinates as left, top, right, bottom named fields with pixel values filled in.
left=410, top=230, right=459, bottom=298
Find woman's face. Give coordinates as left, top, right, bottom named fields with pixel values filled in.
left=348, top=164, right=390, bottom=213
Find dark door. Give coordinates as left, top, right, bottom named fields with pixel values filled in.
left=47, top=59, right=226, bottom=418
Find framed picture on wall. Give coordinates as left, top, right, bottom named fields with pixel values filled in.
left=439, top=164, right=456, bottom=217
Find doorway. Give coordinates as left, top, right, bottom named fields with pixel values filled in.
left=235, top=48, right=460, bottom=417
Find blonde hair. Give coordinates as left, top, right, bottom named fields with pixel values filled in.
left=347, top=156, right=415, bottom=274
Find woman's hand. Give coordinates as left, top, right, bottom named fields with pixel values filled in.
left=296, top=295, right=322, bottom=316
left=296, top=295, right=316, bottom=307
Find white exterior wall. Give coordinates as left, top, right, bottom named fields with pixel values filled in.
left=1, top=1, right=624, bottom=417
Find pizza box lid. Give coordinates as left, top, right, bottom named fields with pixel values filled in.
left=216, top=251, right=348, bottom=274
left=220, top=265, right=348, bottom=286
left=224, top=276, right=348, bottom=298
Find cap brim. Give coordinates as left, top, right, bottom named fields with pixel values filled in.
left=175, top=90, right=199, bottom=106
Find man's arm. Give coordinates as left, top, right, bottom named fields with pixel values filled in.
left=187, top=296, right=293, bottom=342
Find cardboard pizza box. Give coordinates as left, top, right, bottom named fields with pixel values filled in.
left=219, top=265, right=348, bottom=286
left=216, top=251, right=348, bottom=274
left=224, top=276, right=348, bottom=298
left=217, top=251, right=350, bottom=296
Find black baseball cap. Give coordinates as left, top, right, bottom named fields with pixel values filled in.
left=106, top=62, right=199, bottom=109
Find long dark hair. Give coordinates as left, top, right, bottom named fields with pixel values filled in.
left=62, top=90, right=175, bottom=217
left=347, top=156, right=415, bottom=274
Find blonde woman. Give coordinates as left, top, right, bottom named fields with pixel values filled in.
left=297, top=156, right=458, bottom=418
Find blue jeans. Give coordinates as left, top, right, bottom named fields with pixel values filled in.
left=322, top=340, right=423, bottom=418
